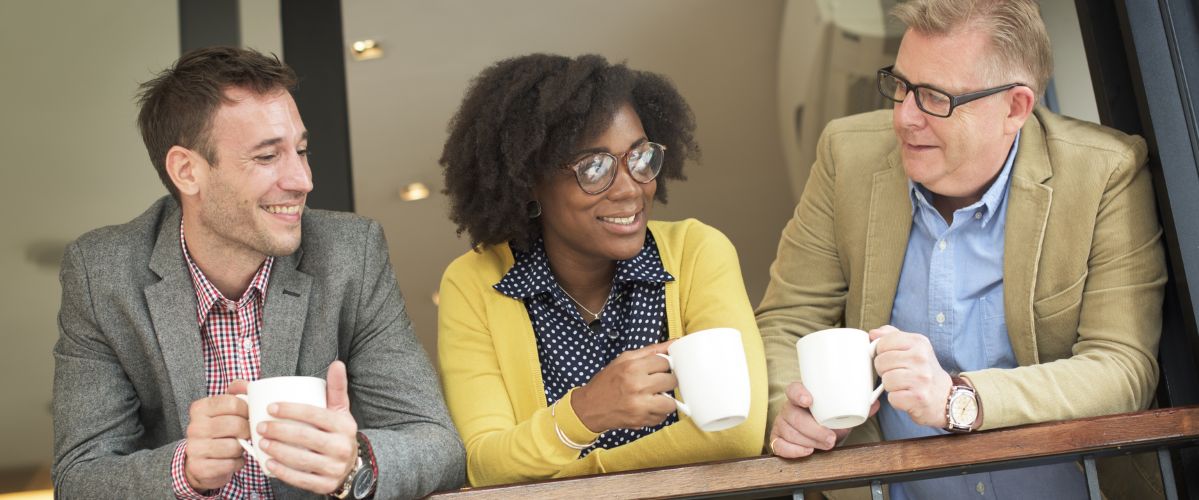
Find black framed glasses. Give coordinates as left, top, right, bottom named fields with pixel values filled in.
left=563, top=142, right=666, bottom=194
left=877, top=65, right=1026, bottom=118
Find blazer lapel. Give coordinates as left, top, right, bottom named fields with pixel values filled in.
left=1003, top=111, right=1053, bottom=366
left=144, top=207, right=206, bottom=430
left=859, top=147, right=914, bottom=329
left=259, top=249, right=314, bottom=378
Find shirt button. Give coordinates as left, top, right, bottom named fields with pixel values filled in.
left=242, top=338, right=254, bottom=350
left=974, top=212, right=982, bottom=219
left=250, top=494, right=260, bottom=500
left=938, top=240, right=947, bottom=251
left=936, top=313, right=946, bottom=324
left=976, top=482, right=985, bottom=493
left=224, top=299, right=237, bottom=311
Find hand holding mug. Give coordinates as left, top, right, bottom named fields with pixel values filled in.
left=183, top=379, right=251, bottom=492
left=870, top=325, right=955, bottom=428
left=769, top=381, right=879, bottom=458
left=250, top=361, right=359, bottom=494
left=771, top=328, right=884, bottom=458
left=572, top=340, right=679, bottom=432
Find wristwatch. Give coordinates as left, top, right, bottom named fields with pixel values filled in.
left=331, top=433, right=377, bottom=499
left=945, top=374, right=980, bottom=433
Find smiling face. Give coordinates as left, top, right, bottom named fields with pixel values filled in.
left=536, top=102, right=656, bottom=265
left=192, top=87, right=313, bottom=259
left=892, top=29, right=1021, bottom=198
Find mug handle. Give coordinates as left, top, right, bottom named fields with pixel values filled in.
left=234, top=394, right=256, bottom=457
left=654, top=353, right=692, bottom=416
left=867, top=338, right=885, bottom=403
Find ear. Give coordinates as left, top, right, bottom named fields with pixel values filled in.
left=1003, top=85, right=1037, bottom=135
left=165, top=145, right=207, bottom=197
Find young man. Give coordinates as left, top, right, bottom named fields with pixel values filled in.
left=52, top=47, right=464, bottom=500
left=759, top=0, right=1166, bottom=498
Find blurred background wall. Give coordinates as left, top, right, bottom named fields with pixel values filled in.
left=0, top=0, right=1099, bottom=487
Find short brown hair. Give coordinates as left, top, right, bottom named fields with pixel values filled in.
left=136, top=46, right=298, bottom=202
left=891, top=0, right=1054, bottom=100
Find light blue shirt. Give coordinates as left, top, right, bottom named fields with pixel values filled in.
left=881, top=132, right=1089, bottom=500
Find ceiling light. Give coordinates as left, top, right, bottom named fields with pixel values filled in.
left=351, top=39, right=383, bottom=61
left=399, top=182, right=430, bottom=201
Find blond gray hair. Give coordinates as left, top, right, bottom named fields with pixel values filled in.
left=891, top=0, right=1053, bottom=100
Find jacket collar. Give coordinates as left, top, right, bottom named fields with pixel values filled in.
left=144, top=201, right=314, bottom=430
left=1002, top=107, right=1053, bottom=365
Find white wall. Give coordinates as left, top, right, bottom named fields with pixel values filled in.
left=0, top=1, right=179, bottom=469
left=340, top=0, right=796, bottom=365
left=1042, top=0, right=1101, bottom=124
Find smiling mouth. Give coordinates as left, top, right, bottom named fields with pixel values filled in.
left=599, top=214, right=637, bottom=225
left=262, top=205, right=301, bottom=214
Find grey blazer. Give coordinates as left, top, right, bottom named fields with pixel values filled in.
left=52, top=196, right=465, bottom=499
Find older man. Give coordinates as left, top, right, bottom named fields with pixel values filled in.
left=758, top=0, right=1166, bottom=498
left=52, top=47, right=464, bottom=499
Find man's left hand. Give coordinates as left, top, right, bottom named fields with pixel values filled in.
left=870, top=325, right=953, bottom=428
left=258, top=360, right=359, bottom=494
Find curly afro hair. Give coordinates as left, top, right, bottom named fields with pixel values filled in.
left=439, top=53, right=701, bottom=252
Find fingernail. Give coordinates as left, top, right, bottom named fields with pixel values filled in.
left=257, top=423, right=266, bottom=435
left=268, top=403, right=278, bottom=414
left=259, top=439, right=270, bottom=450
left=826, top=436, right=836, bottom=447
left=801, top=396, right=811, bottom=406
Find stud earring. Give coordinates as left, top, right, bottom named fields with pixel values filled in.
left=527, top=200, right=542, bottom=218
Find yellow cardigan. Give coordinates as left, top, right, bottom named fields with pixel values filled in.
left=437, top=219, right=768, bottom=487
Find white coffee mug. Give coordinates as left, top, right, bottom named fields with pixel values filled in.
left=796, top=328, right=883, bottom=429
left=655, top=328, right=752, bottom=432
left=234, top=376, right=327, bottom=477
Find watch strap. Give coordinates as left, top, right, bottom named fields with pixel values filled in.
left=329, top=433, right=377, bottom=499
left=357, top=432, right=378, bottom=498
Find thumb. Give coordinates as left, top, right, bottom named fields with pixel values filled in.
left=868, top=325, right=899, bottom=341
left=326, top=360, right=350, bottom=412
left=227, top=379, right=250, bottom=395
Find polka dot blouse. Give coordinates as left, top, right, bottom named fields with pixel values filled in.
left=493, top=230, right=678, bottom=457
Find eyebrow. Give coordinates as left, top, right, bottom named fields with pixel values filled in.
left=250, top=131, right=308, bottom=151
left=571, top=136, right=649, bottom=158
left=891, top=67, right=964, bottom=94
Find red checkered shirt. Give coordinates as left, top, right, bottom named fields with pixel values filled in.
left=170, top=222, right=276, bottom=500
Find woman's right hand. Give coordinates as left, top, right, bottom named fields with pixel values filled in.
left=571, top=340, right=679, bottom=433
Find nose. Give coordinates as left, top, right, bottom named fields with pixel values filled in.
left=279, top=150, right=314, bottom=195
left=605, top=158, right=643, bottom=200
left=893, top=90, right=928, bottom=130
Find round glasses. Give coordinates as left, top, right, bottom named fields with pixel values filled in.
left=564, top=142, right=666, bottom=194
left=877, top=65, right=1026, bottom=118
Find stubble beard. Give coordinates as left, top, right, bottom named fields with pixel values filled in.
left=201, top=180, right=302, bottom=259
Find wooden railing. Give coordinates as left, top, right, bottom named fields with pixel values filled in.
left=426, top=405, right=1199, bottom=500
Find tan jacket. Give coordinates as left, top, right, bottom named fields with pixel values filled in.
left=757, top=107, right=1167, bottom=498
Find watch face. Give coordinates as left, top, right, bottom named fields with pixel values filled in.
left=352, top=467, right=376, bottom=499
left=950, top=393, right=978, bottom=425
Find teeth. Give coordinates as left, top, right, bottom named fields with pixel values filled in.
left=600, top=215, right=635, bottom=225
left=263, top=205, right=300, bottom=214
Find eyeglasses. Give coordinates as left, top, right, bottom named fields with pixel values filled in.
left=876, top=65, right=1026, bottom=118
left=563, top=142, right=666, bottom=194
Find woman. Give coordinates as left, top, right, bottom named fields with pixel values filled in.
left=437, top=53, right=766, bottom=487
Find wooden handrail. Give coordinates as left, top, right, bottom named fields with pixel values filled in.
left=425, top=405, right=1199, bottom=500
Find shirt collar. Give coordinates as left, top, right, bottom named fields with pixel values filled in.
left=908, top=130, right=1019, bottom=227
left=493, top=230, right=675, bottom=300
left=181, top=221, right=274, bottom=321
